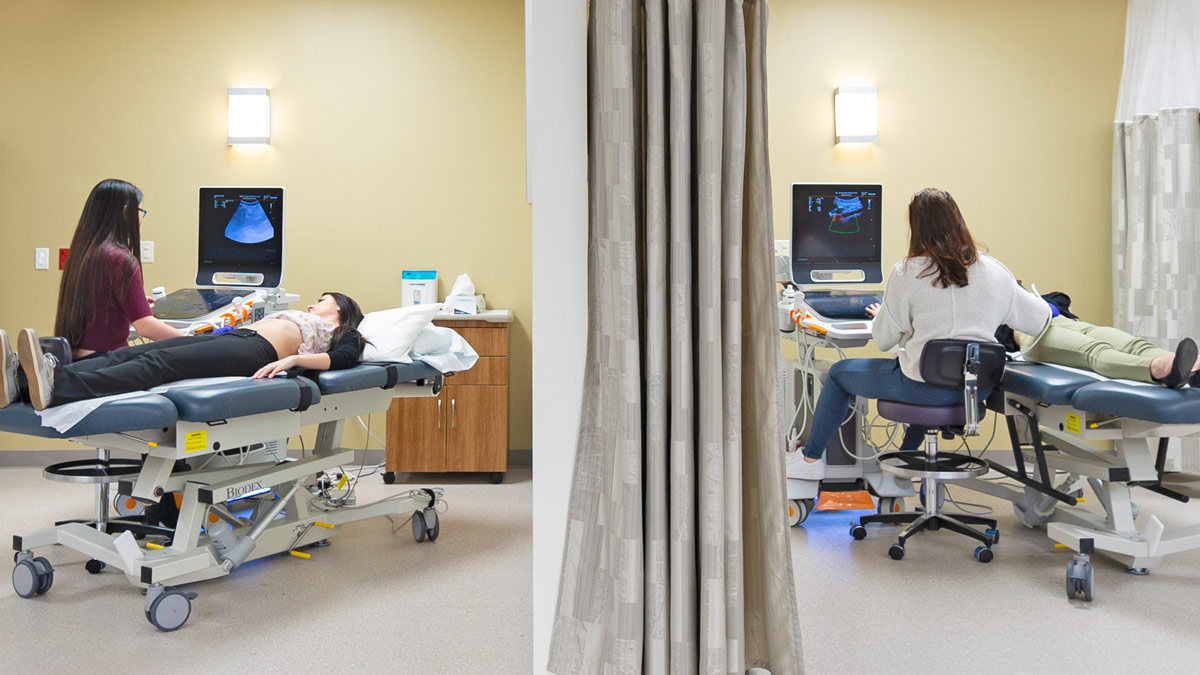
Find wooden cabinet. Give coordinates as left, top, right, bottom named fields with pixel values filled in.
left=384, top=313, right=511, bottom=483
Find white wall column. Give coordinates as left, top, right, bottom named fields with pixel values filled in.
left=527, top=1, right=588, bottom=673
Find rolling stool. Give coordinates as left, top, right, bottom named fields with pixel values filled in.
left=850, top=340, right=1007, bottom=563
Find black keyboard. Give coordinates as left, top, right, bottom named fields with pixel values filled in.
left=802, top=290, right=882, bottom=320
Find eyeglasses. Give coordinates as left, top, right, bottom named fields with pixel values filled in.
left=138, top=208, right=148, bottom=218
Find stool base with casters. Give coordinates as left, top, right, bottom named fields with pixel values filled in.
left=852, top=443, right=998, bottom=562
left=849, top=340, right=1008, bottom=563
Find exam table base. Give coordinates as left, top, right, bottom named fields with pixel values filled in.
left=960, top=394, right=1200, bottom=597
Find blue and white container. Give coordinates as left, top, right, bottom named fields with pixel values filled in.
left=401, top=270, right=438, bottom=306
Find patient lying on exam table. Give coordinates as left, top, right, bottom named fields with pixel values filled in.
left=0, top=292, right=365, bottom=410
left=1002, top=293, right=1200, bottom=388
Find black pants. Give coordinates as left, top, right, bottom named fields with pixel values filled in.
left=50, top=329, right=278, bottom=407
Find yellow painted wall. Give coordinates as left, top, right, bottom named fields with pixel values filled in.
left=768, top=0, right=1127, bottom=445
left=770, top=0, right=1125, bottom=322
left=771, top=0, right=1125, bottom=342
left=0, top=0, right=531, bottom=451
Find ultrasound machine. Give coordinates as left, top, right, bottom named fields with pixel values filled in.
left=781, top=183, right=915, bottom=526
left=146, top=187, right=299, bottom=335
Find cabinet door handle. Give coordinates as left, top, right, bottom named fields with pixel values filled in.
left=451, top=398, right=456, bottom=429
left=437, top=399, right=442, bottom=429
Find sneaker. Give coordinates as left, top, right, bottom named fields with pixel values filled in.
left=17, top=329, right=55, bottom=410
left=1190, top=370, right=1200, bottom=388
left=0, top=330, right=17, bottom=408
left=786, top=452, right=826, bottom=481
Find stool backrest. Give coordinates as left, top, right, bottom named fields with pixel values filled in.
left=919, top=339, right=1006, bottom=389
left=920, top=339, right=1006, bottom=436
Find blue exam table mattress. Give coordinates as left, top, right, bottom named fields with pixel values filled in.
left=1002, top=362, right=1200, bottom=425
left=0, top=362, right=436, bottom=438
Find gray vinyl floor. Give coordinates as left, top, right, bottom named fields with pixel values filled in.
left=793, top=473, right=1200, bottom=674
left=6, top=458, right=1199, bottom=675
left=0, top=463, right=531, bottom=675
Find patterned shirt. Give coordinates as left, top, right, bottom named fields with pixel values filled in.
left=268, top=310, right=336, bottom=355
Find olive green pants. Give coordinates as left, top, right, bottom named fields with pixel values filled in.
left=1022, top=316, right=1169, bottom=383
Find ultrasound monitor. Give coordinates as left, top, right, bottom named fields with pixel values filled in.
left=197, top=187, right=284, bottom=288
left=790, top=183, right=882, bottom=284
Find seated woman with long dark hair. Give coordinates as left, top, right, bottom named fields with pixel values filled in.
left=0, top=292, right=365, bottom=411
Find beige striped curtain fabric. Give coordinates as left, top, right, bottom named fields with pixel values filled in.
left=548, top=1, right=804, bottom=673
left=1112, top=109, right=1200, bottom=469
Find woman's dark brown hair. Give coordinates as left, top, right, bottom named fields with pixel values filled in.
left=906, top=188, right=978, bottom=288
left=323, top=291, right=367, bottom=356
left=54, top=179, right=143, bottom=345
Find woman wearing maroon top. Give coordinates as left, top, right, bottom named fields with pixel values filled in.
left=55, top=179, right=183, bottom=358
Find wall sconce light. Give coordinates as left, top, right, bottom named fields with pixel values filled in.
left=228, top=88, right=271, bottom=145
left=834, top=86, right=878, bottom=144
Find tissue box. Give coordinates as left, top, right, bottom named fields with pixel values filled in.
left=401, top=270, right=438, bottom=306
left=446, top=294, right=486, bottom=314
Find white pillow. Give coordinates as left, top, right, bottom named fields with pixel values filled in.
left=358, top=304, right=440, bottom=363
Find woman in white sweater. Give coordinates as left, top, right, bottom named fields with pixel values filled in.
left=789, top=188, right=1051, bottom=481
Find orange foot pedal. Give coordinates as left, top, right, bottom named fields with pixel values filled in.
left=816, top=490, right=875, bottom=511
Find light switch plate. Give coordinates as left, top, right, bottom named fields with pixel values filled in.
left=34, top=248, right=49, bottom=270
left=141, top=240, right=154, bottom=263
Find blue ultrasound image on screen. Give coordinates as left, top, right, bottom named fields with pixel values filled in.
left=198, top=188, right=283, bottom=275
left=224, top=198, right=275, bottom=244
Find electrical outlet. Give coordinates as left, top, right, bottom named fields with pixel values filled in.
left=34, top=248, right=49, bottom=270
left=141, top=240, right=154, bottom=263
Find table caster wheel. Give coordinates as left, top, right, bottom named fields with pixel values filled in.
left=12, top=561, right=39, bottom=598
left=86, top=559, right=106, bottom=574
left=850, top=524, right=867, bottom=541
left=888, top=544, right=905, bottom=560
left=146, top=588, right=194, bottom=632
left=412, top=510, right=428, bottom=543
left=876, top=497, right=903, bottom=514
left=985, top=528, right=1000, bottom=544
left=974, top=546, right=994, bottom=563
left=490, top=472, right=504, bottom=484
left=1067, top=558, right=1094, bottom=601
left=13, top=557, right=53, bottom=598
left=382, top=472, right=396, bottom=485
left=788, top=499, right=810, bottom=527
left=423, top=507, right=440, bottom=542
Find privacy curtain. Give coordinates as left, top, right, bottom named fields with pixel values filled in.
left=1112, top=0, right=1200, bottom=466
left=548, top=1, right=804, bottom=674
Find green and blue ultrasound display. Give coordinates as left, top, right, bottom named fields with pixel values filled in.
left=792, top=184, right=880, bottom=263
